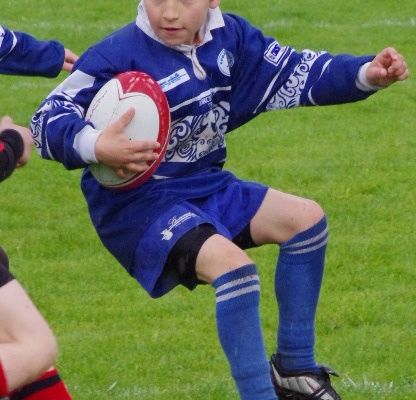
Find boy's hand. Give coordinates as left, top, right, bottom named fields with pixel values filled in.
left=94, top=108, right=161, bottom=179
left=0, top=115, right=33, bottom=167
left=366, top=47, right=408, bottom=87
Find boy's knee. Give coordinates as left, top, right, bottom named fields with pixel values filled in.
left=196, top=235, right=254, bottom=283
left=32, top=328, right=58, bottom=372
left=303, top=199, right=325, bottom=227
left=288, top=199, right=325, bottom=239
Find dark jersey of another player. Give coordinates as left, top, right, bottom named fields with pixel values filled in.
left=0, top=128, right=22, bottom=283
left=0, top=129, right=19, bottom=285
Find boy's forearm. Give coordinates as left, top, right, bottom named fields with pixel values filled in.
left=32, top=107, right=91, bottom=170
left=304, top=54, right=376, bottom=106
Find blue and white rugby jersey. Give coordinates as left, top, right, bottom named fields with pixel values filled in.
left=0, top=25, right=64, bottom=77
left=31, top=3, right=375, bottom=278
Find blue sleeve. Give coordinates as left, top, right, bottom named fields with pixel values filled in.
left=0, top=25, right=64, bottom=77
left=31, top=47, right=117, bottom=169
left=224, top=15, right=375, bottom=130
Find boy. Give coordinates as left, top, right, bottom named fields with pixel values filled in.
left=0, top=24, right=77, bottom=399
left=31, top=1, right=408, bottom=399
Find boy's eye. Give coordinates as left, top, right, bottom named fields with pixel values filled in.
left=147, top=0, right=196, bottom=4
left=146, top=0, right=200, bottom=7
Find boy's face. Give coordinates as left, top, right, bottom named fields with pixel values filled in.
left=144, top=0, right=220, bottom=46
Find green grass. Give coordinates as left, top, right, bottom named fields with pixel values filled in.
left=1, top=1, right=415, bottom=399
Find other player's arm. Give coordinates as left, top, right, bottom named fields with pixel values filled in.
left=62, top=48, right=79, bottom=72
left=0, top=25, right=78, bottom=76
left=0, top=116, right=33, bottom=182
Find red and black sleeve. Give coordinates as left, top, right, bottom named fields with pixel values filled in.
left=0, top=129, right=24, bottom=182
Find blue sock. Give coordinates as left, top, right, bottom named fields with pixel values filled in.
left=213, top=264, right=277, bottom=400
left=275, top=216, right=328, bottom=372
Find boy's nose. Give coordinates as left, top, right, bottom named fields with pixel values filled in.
left=162, top=0, right=180, bottom=20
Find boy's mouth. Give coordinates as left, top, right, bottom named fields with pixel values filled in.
left=163, top=27, right=181, bottom=32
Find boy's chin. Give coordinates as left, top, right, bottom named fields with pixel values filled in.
left=157, top=32, right=194, bottom=47
left=163, top=39, right=192, bottom=47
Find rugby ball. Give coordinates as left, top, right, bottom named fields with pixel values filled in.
left=85, top=71, right=170, bottom=190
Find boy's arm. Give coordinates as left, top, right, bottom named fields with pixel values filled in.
left=31, top=67, right=100, bottom=169
left=225, top=15, right=408, bottom=125
left=0, top=25, right=74, bottom=77
left=31, top=50, right=160, bottom=173
left=226, top=16, right=373, bottom=128
left=299, top=47, right=407, bottom=106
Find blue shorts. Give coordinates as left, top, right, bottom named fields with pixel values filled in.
left=133, top=179, right=267, bottom=298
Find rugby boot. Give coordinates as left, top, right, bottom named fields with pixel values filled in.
left=270, top=354, right=341, bottom=399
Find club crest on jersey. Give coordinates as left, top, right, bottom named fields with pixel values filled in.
left=264, top=41, right=285, bottom=66
left=158, top=68, right=190, bottom=92
left=217, top=49, right=234, bottom=77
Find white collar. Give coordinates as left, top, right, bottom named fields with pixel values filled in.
left=135, top=1, right=225, bottom=51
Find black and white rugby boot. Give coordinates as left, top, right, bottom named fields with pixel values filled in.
left=270, top=354, right=341, bottom=399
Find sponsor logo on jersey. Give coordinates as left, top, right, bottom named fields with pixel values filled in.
left=264, top=41, right=286, bottom=66
left=199, top=94, right=212, bottom=107
left=161, top=212, right=197, bottom=240
left=158, top=68, right=190, bottom=92
left=217, top=49, right=234, bottom=77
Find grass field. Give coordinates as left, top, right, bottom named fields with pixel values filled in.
left=1, top=1, right=415, bottom=399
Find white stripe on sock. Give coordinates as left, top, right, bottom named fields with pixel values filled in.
left=216, top=274, right=259, bottom=295
left=216, top=284, right=260, bottom=304
left=282, top=227, right=328, bottom=251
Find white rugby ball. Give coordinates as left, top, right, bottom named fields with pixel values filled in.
left=85, top=71, right=170, bottom=190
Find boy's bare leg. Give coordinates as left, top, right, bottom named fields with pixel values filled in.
left=250, top=188, right=324, bottom=246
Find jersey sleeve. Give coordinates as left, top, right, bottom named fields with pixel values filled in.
left=0, top=25, right=65, bottom=77
left=225, top=15, right=375, bottom=130
left=30, top=47, right=117, bottom=169
left=0, top=129, right=24, bottom=182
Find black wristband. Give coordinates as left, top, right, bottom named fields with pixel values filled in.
left=0, top=128, right=25, bottom=182
left=0, top=129, right=24, bottom=160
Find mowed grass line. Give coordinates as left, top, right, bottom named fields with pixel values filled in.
left=1, top=1, right=415, bottom=399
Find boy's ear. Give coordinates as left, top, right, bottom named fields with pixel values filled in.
left=209, top=0, right=220, bottom=9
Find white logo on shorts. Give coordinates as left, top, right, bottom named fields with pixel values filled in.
left=160, top=212, right=197, bottom=241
